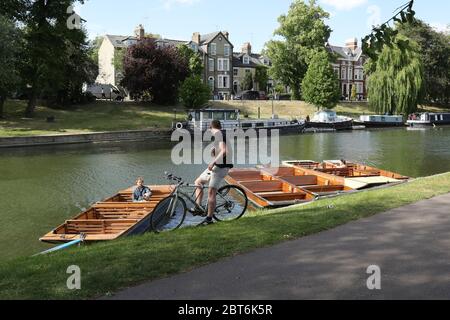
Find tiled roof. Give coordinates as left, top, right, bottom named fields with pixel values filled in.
left=232, top=52, right=270, bottom=68
left=327, top=45, right=363, bottom=62
left=200, top=32, right=221, bottom=44
left=105, top=35, right=137, bottom=48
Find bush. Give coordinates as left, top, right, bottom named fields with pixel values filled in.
left=179, top=76, right=211, bottom=109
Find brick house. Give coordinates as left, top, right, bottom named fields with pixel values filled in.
left=327, top=38, right=367, bottom=101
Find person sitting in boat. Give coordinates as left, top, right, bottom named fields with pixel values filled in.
left=133, top=177, right=152, bottom=202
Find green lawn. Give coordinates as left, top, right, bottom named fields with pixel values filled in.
left=1, top=173, right=450, bottom=299
left=0, top=100, right=178, bottom=137
left=211, top=100, right=449, bottom=120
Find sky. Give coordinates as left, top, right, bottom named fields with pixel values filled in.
left=76, top=0, right=450, bottom=52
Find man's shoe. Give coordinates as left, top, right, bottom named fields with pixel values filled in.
left=189, top=207, right=206, bottom=217
left=198, top=218, right=214, bottom=226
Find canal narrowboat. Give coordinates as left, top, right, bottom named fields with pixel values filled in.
left=306, top=110, right=353, bottom=131
left=407, top=113, right=450, bottom=127
left=359, top=115, right=405, bottom=128
left=282, top=160, right=409, bottom=190
left=40, top=185, right=174, bottom=244
left=224, top=168, right=315, bottom=208
left=174, top=109, right=306, bottom=135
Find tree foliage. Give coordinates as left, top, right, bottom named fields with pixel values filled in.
left=177, top=44, right=203, bottom=77
left=362, top=0, right=416, bottom=61
left=366, top=35, right=423, bottom=115
left=15, top=0, right=95, bottom=116
left=121, top=38, right=190, bottom=105
left=302, top=50, right=340, bottom=110
left=255, top=66, right=269, bottom=92
left=265, top=0, right=331, bottom=100
left=241, top=72, right=254, bottom=91
left=179, top=76, right=211, bottom=109
left=397, top=19, right=450, bottom=105
left=0, top=15, right=23, bottom=118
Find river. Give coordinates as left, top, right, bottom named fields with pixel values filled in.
left=1, top=127, right=450, bottom=261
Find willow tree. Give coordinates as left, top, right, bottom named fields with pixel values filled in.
left=366, top=35, right=423, bottom=115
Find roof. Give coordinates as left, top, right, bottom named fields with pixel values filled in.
left=200, top=32, right=221, bottom=44
left=232, top=52, right=270, bottom=68
left=105, top=35, right=138, bottom=48
left=327, top=44, right=363, bottom=62
left=156, top=38, right=189, bottom=47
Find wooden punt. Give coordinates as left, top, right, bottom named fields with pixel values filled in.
left=282, top=160, right=409, bottom=190
left=260, top=166, right=354, bottom=197
left=40, top=185, right=174, bottom=244
left=225, top=168, right=316, bottom=208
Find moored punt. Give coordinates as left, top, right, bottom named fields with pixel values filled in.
left=40, top=185, right=174, bottom=244
left=282, top=160, right=409, bottom=190
left=260, top=167, right=354, bottom=197
left=224, top=169, right=315, bottom=208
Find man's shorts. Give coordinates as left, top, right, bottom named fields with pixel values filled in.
left=198, top=167, right=230, bottom=189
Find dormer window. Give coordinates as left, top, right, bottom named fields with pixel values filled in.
left=243, top=55, right=250, bottom=64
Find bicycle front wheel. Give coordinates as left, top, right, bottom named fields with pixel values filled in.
left=214, top=185, right=248, bottom=222
left=150, top=196, right=187, bottom=233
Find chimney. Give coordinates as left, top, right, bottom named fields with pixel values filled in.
left=223, top=31, right=229, bottom=39
left=192, top=32, right=201, bottom=44
left=345, top=37, right=358, bottom=51
left=135, top=24, right=145, bottom=40
left=242, top=42, right=252, bottom=55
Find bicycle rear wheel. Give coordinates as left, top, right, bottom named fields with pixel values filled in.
left=213, top=185, right=248, bottom=222
left=150, top=196, right=187, bottom=233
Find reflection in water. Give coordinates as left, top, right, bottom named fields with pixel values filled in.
left=1, top=127, right=450, bottom=260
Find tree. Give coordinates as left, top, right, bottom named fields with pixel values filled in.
left=255, top=66, right=269, bottom=92
left=20, top=0, right=92, bottom=116
left=265, top=0, right=331, bottom=100
left=397, top=19, right=450, bottom=105
left=177, top=44, right=203, bottom=77
left=302, top=50, right=340, bottom=110
left=241, top=72, right=254, bottom=91
left=366, top=34, right=423, bottom=115
left=121, top=38, right=190, bottom=105
left=179, top=76, right=211, bottom=109
left=351, top=85, right=357, bottom=102
left=0, top=15, right=22, bottom=118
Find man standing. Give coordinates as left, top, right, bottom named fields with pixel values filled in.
left=193, top=120, right=233, bottom=226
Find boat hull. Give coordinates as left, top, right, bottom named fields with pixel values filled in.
left=362, top=122, right=405, bottom=128
left=306, top=120, right=353, bottom=130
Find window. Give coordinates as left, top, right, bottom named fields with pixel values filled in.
left=341, top=67, right=346, bottom=80
left=210, top=43, right=217, bottom=55
left=209, top=58, right=215, bottom=72
left=245, top=69, right=251, bottom=74
left=218, top=58, right=229, bottom=71
left=233, top=68, right=238, bottom=76
left=224, top=44, right=230, bottom=57
left=208, top=77, right=214, bottom=89
left=218, top=75, right=230, bottom=88
left=243, top=55, right=250, bottom=64
left=348, top=67, right=353, bottom=80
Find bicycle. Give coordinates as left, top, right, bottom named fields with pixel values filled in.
left=149, top=172, right=249, bottom=232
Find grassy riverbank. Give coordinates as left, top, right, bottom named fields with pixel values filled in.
left=1, top=100, right=448, bottom=138
left=211, top=100, right=449, bottom=120
left=0, top=100, right=176, bottom=137
left=1, top=173, right=450, bottom=299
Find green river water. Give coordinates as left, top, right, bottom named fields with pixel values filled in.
left=1, top=127, right=450, bottom=261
